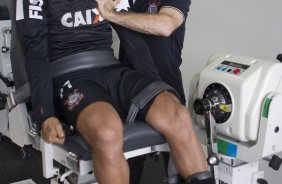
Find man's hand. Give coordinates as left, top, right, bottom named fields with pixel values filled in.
left=41, top=117, right=65, bottom=144
left=96, top=0, right=121, bottom=20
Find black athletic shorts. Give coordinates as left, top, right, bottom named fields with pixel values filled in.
left=53, top=64, right=155, bottom=127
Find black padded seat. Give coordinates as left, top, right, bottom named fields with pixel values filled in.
left=62, top=120, right=166, bottom=161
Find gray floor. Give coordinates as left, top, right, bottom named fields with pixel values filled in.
left=0, top=135, right=167, bottom=184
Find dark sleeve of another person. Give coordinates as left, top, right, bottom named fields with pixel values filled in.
left=112, top=23, right=161, bottom=81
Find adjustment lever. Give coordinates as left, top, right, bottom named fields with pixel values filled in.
left=193, top=98, right=219, bottom=179
left=0, top=72, right=14, bottom=87
left=263, top=155, right=282, bottom=171
left=2, top=28, right=11, bottom=53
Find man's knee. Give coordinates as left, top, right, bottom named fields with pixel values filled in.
left=77, top=103, right=123, bottom=150
left=147, top=91, right=179, bottom=117
left=82, top=119, right=124, bottom=156
left=146, top=91, right=192, bottom=132
left=94, top=124, right=123, bottom=146
left=166, top=105, right=193, bottom=134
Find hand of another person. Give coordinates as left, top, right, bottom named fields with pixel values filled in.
left=96, top=0, right=121, bottom=19
left=42, top=117, right=65, bottom=144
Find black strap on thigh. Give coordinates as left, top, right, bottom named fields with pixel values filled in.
left=126, top=81, right=180, bottom=124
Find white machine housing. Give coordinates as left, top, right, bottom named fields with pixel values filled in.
left=196, top=53, right=282, bottom=142
left=194, top=53, right=282, bottom=184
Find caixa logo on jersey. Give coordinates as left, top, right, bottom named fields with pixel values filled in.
left=61, top=9, right=104, bottom=28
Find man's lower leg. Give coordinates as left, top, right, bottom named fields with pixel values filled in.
left=92, top=152, right=130, bottom=184
left=146, top=92, right=215, bottom=184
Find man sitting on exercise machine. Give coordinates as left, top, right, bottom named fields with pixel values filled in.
left=16, top=0, right=214, bottom=183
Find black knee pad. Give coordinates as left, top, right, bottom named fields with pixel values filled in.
left=126, top=81, right=180, bottom=124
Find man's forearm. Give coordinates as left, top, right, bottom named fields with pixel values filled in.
left=96, top=0, right=184, bottom=36
left=106, top=11, right=174, bottom=36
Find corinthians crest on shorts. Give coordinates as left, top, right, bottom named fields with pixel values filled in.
left=64, top=89, right=85, bottom=111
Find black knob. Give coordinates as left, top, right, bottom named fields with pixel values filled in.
left=207, top=152, right=220, bottom=166
left=277, top=54, right=282, bottom=62
left=257, top=178, right=268, bottom=184
left=193, top=98, right=211, bottom=115
left=269, top=155, right=282, bottom=170
left=4, top=29, right=11, bottom=34
left=2, top=46, right=9, bottom=53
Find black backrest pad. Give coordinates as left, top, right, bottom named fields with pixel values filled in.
left=10, top=0, right=28, bottom=90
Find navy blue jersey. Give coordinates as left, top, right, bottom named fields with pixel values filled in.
left=119, top=0, right=191, bottom=104
left=16, top=0, right=113, bottom=127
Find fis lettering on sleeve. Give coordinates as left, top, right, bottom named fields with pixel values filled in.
left=29, top=0, right=43, bottom=19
